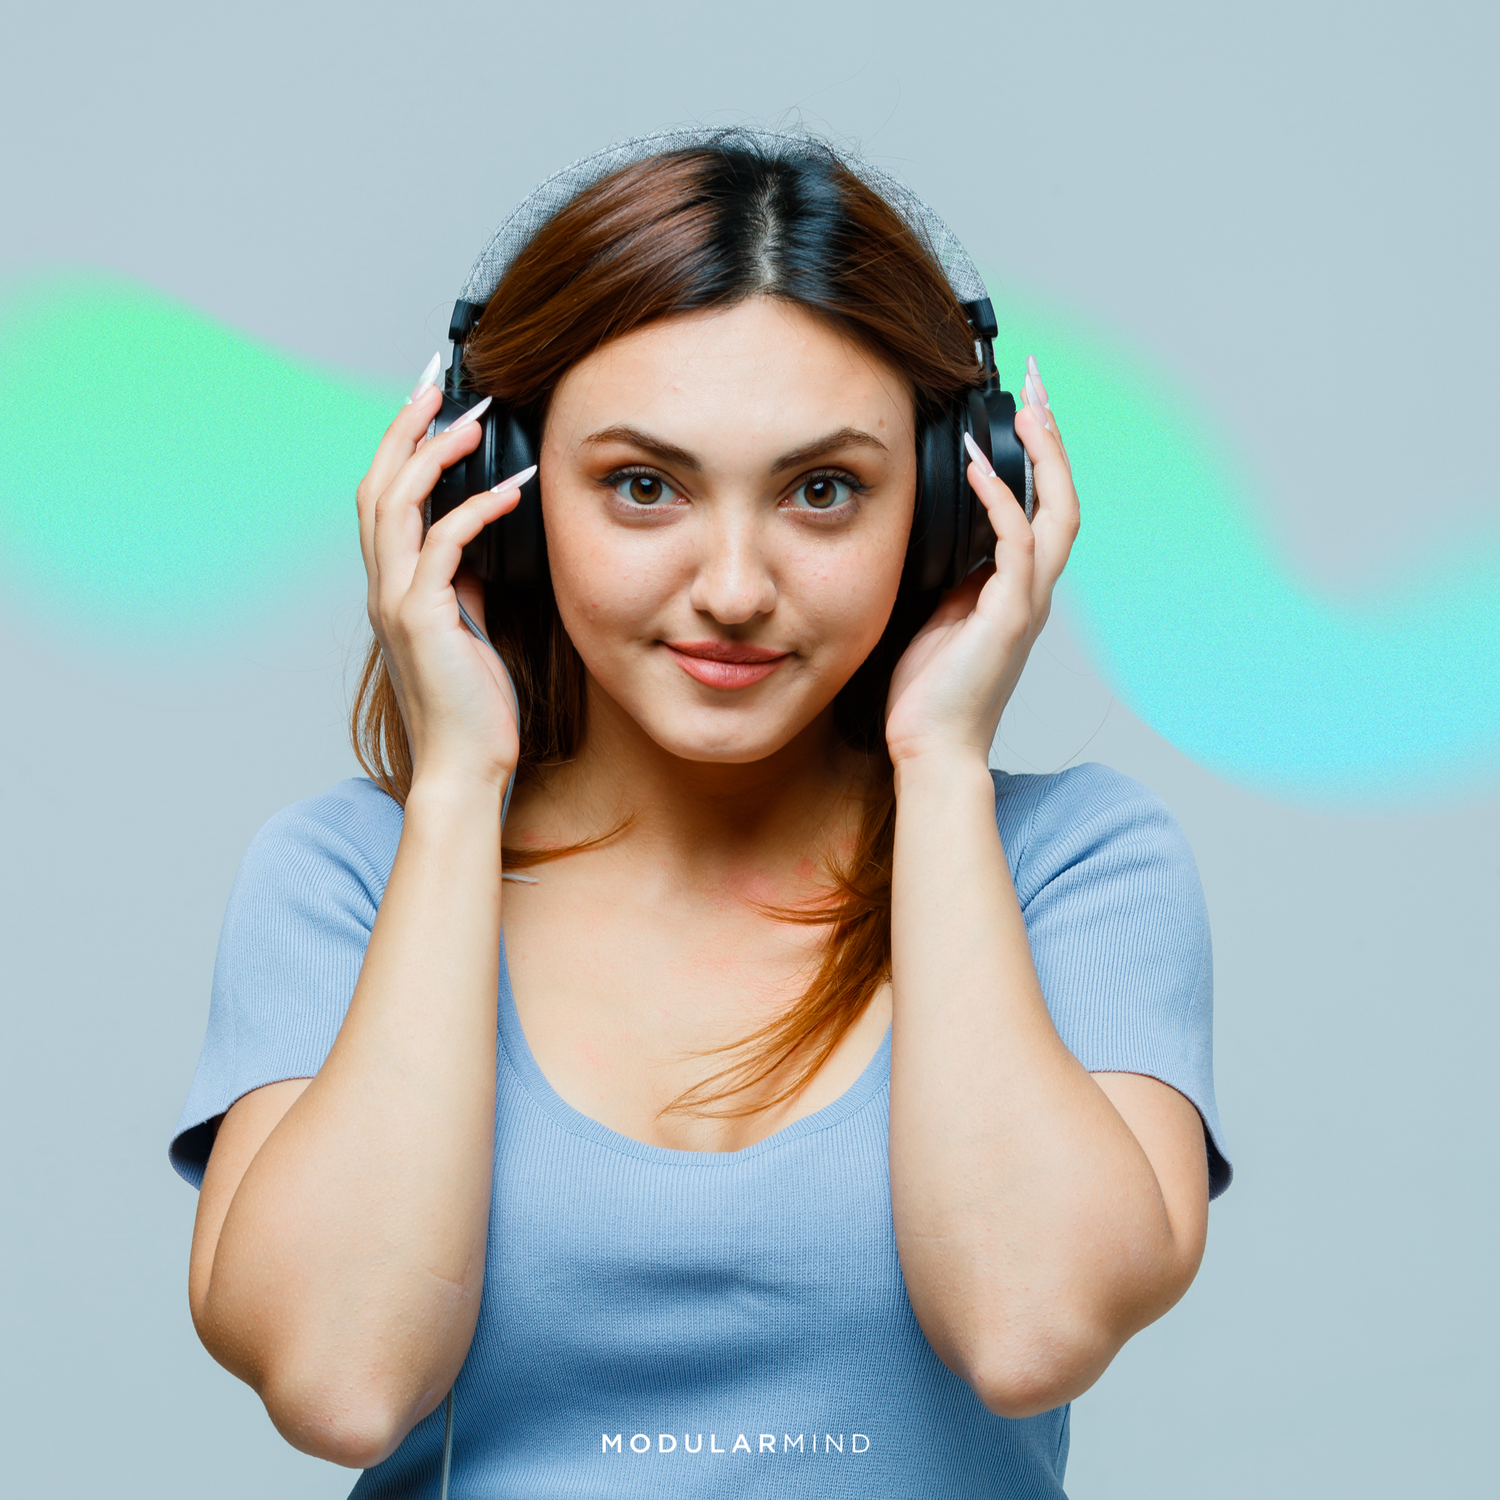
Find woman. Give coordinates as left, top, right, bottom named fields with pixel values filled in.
left=171, top=129, right=1230, bottom=1498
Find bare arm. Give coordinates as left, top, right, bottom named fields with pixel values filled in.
left=888, top=756, right=1207, bottom=1418
left=191, top=778, right=504, bottom=1467
left=187, top=386, right=530, bottom=1466
left=884, top=375, right=1208, bottom=1416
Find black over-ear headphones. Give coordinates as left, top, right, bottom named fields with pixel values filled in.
left=427, top=294, right=1031, bottom=596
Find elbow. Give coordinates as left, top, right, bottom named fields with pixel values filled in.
left=959, top=1318, right=1116, bottom=1420
left=259, top=1365, right=415, bottom=1469
left=192, top=1308, right=416, bottom=1467
left=959, top=1257, right=1205, bottom=1418
left=969, top=1363, right=1092, bottom=1421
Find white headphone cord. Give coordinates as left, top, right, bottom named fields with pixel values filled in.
left=440, top=1388, right=455, bottom=1500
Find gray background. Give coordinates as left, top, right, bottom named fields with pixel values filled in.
left=1, top=1, right=1495, bottom=1495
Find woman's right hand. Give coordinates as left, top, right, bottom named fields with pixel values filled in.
left=355, top=381, right=532, bottom=791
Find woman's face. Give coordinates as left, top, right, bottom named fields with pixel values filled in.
left=541, top=296, right=918, bottom=766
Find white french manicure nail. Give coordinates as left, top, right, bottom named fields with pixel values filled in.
left=406, top=352, right=442, bottom=403
left=1025, top=375, right=1052, bottom=430
left=448, top=396, right=492, bottom=432
left=1026, top=354, right=1052, bottom=409
left=492, top=463, right=538, bottom=494
left=963, top=431, right=996, bottom=478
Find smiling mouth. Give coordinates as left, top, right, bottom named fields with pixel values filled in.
left=663, top=640, right=791, bottom=690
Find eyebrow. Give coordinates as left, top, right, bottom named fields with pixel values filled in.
left=581, top=424, right=889, bottom=474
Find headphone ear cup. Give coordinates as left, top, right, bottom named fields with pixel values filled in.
left=490, top=411, right=544, bottom=590
left=954, top=386, right=1035, bottom=580
left=427, top=388, right=484, bottom=537
left=978, top=387, right=1031, bottom=525
left=459, top=400, right=504, bottom=583
left=427, top=396, right=545, bottom=589
left=909, top=402, right=964, bottom=591
left=961, top=390, right=998, bottom=578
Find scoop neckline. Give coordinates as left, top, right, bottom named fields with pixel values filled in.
left=494, top=932, right=892, bottom=1166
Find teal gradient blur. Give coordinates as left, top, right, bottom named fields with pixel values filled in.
left=985, top=282, right=1500, bottom=803
left=1, top=271, right=1495, bottom=803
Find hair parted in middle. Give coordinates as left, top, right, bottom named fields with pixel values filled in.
left=354, top=141, right=987, bottom=1117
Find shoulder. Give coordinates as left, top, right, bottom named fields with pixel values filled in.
left=235, top=777, right=405, bottom=908
left=990, top=762, right=1198, bottom=908
left=171, top=781, right=404, bottom=1188
left=214, top=778, right=405, bottom=957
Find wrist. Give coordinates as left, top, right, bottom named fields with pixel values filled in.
left=404, top=767, right=511, bottom=824
left=891, top=746, right=994, bottom=801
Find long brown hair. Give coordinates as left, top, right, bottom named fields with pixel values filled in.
left=353, top=142, right=984, bottom=1116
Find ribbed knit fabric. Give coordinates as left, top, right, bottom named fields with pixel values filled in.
left=171, top=763, right=1229, bottom=1499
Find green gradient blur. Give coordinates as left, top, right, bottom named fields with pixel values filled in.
left=0, top=272, right=394, bottom=637
left=1, top=271, right=1496, bottom=802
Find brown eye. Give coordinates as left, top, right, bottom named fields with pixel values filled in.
left=613, top=473, right=677, bottom=506
left=790, top=475, right=854, bottom=511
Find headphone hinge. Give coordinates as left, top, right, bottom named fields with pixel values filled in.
left=961, top=296, right=999, bottom=338
left=446, top=300, right=486, bottom=395
left=963, top=297, right=1001, bottom=389
left=977, top=336, right=999, bottom=387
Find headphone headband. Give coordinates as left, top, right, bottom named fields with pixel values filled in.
left=428, top=130, right=1032, bottom=595
left=457, top=126, right=992, bottom=312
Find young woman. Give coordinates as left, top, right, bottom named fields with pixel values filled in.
left=171, top=130, right=1230, bottom=1498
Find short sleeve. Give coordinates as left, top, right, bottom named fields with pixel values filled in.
left=994, top=763, right=1232, bottom=1196
left=168, top=778, right=404, bottom=1188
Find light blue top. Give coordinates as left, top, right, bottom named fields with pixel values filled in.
left=172, top=764, right=1230, bottom=1498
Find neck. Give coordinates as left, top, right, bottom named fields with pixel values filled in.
left=507, top=675, right=873, bottom=887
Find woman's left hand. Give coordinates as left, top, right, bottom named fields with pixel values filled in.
left=885, top=363, right=1080, bottom=769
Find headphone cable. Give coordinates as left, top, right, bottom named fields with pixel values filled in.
left=440, top=1389, right=455, bottom=1500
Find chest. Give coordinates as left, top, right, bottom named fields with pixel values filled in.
left=477, top=1028, right=910, bottom=1386
left=500, top=869, right=891, bottom=1152
left=365, top=1033, right=1070, bottom=1497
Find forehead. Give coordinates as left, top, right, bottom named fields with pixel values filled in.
left=546, top=297, right=915, bottom=451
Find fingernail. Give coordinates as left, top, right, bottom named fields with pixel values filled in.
left=1025, top=374, right=1052, bottom=431
left=406, top=352, right=442, bottom=404
left=1026, top=354, right=1052, bottom=410
left=491, top=463, right=537, bottom=494
left=962, top=430, right=996, bottom=478
left=448, top=396, right=492, bottom=432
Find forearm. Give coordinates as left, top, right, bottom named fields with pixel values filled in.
left=200, top=774, right=505, bottom=1462
left=888, top=753, right=1190, bottom=1415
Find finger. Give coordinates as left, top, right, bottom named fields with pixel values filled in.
left=923, top=557, right=993, bottom=630
left=1015, top=419, right=1078, bottom=610
left=969, top=457, right=1034, bottom=568
left=454, top=567, right=487, bottom=634
left=357, top=382, right=445, bottom=580
left=360, top=387, right=491, bottom=591
left=1015, top=376, right=1080, bottom=594
left=965, top=453, right=1036, bottom=638
left=1024, top=359, right=1072, bottom=468
left=407, top=468, right=533, bottom=606
left=370, top=416, right=487, bottom=609
left=452, top=568, right=524, bottom=727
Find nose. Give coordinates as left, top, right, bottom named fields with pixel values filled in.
left=687, top=508, right=778, bottom=626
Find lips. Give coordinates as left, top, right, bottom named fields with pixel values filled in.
left=663, top=640, right=791, bottom=690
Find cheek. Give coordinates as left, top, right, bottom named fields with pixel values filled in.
left=790, top=510, right=910, bottom=659
left=783, top=546, right=903, bottom=671
left=542, top=492, right=680, bottom=647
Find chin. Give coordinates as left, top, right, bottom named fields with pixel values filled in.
left=639, top=710, right=809, bottom=767
left=588, top=654, right=844, bottom=768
